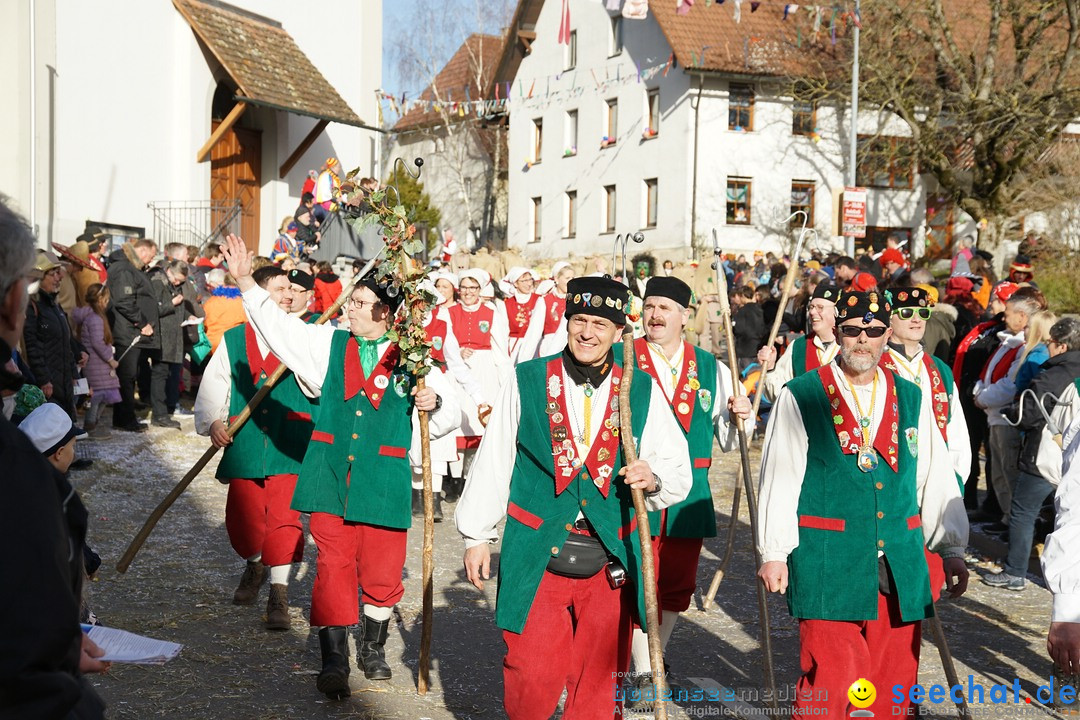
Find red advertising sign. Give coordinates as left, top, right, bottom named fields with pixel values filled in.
left=842, top=187, right=867, bottom=238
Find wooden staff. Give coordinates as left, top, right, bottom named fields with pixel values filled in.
left=701, top=229, right=778, bottom=709
left=116, top=252, right=382, bottom=573
left=397, top=254, right=436, bottom=696
left=619, top=327, right=668, bottom=720
left=928, top=613, right=973, bottom=720
left=703, top=220, right=807, bottom=611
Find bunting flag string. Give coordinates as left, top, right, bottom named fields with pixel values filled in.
left=378, top=2, right=863, bottom=124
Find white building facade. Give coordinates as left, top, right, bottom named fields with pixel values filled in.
left=502, top=0, right=929, bottom=261
left=1, top=0, right=382, bottom=256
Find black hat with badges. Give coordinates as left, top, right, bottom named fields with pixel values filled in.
left=811, top=283, right=841, bottom=303
left=565, top=276, right=630, bottom=326
left=889, top=286, right=931, bottom=310
left=836, top=290, right=891, bottom=325
left=644, top=276, right=692, bottom=308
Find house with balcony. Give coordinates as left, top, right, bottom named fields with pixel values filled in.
left=494, top=0, right=946, bottom=261
left=2, top=0, right=382, bottom=257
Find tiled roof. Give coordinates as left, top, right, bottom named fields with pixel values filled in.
left=648, top=0, right=837, bottom=76
left=394, top=34, right=506, bottom=131
left=173, top=0, right=364, bottom=127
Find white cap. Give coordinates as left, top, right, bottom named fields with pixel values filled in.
left=19, top=403, right=77, bottom=456
left=502, top=266, right=538, bottom=284
left=430, top=270, right=459, bottom=289
left=550, top=261, right=573, bottom=278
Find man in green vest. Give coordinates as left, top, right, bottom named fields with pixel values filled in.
left=757, top=290, right=969, bottom=718
left=194, top=265, right=317, bottom=631
left=221, top=235, right=460, bottom=700
left=456, top=275, right=693, bottom=719
left=757, top=283, right=840, bottom=404
left=626, top=276, right=752, bottom=702
left=879, top=286, right=971, bottom=603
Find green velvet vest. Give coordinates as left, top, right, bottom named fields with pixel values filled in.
left=215, top=324, right=318, bottom=480
left=635, top=343, right=719, bottom=538
left=784, top=370, right=934, bottom=623
left=495, top=354, right=652, bottom=634
left=291, top=331, right=416, bottom=529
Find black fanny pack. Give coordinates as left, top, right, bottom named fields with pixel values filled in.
left=547, top=532, right=610, bottom=578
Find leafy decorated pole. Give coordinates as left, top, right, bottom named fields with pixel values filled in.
left=343, top=158, right=440, bottom=695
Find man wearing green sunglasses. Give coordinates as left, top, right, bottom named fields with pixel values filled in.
left=883, top=288, right=971, bottom=488
left=881, top=287, right=972, bottom=604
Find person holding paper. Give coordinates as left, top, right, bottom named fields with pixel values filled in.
left=0, top=197, right=108, bottom=718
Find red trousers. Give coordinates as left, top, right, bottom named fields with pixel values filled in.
left=308, top=512, right=407, bottom=627
left=926, top=549, right=945, bottom=602
left=653, top=528, right=703, bottom=613
left=795, top=590, right=922, bottom=718
left=224, top=474, right=303, bottom=567
left=503, top=570, right=631, bottom=720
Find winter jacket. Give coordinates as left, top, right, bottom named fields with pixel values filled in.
left=313, top=272, right=343, bottom=316
left=1015, top=343, right=1051, bottom=393
left=923, top=302, right=957, bottom=362
left=731, top=302, right=765, bottom=359
left=974, top=329, right=1027, bottom=427
left=203, top=288, right=246, bottom=352
left=149, top=268, right=185, bottom=364
left=105, top=245, right=160, bottom=350
left=23, top=290, right=79, bottom=412
left=71, top=306, right=119, bottom=393
left=0, top=413, right=106, bottom=718
left=1003, top=350, right=1080, bottom=481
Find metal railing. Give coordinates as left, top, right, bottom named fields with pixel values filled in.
left=147, top=200, right=243, bottom=250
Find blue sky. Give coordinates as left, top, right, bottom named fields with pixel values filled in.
left=381, top=0, right=511, bottom=125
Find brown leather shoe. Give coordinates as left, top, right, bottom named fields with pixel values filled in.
left=232, top=560, right=266, bottom=605
left=266, top=584, right=291, bottom=630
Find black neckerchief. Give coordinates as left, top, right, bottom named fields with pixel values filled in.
left=887, top=341, right=920, bottom=361
left=562, top=346, right=614, bottom=388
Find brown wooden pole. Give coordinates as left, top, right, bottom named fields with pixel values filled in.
left=401, top=251, right=437, bottom=696
left=700, top=232, right=778, bottom=709
left=116, top=251, right=382, bottom=573
left=416, top=378, right=435, bottom=694
left=703, top=230, right=804, bottom=611
left=620, top=331, right=668, bottom=720
left=929, top=613, right=973, bottom=720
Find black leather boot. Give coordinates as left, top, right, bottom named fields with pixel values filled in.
left=316, top=626, right=350, bottom=699
left=411, top=489, right=422, bottom=516
left=357, top=615, right=392, bottom=680
left=432, top=492, right=443, bottom=523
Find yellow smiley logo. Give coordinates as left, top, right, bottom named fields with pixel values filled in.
left=848, top=678, right=876, bottom=709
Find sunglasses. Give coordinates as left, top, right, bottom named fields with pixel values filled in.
left=893, top=307, right=932, bottom=320
left=839, top=325, right=889, bottom=338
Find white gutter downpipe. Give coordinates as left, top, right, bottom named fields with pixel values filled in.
left=29, top=0, right=37, bottom=236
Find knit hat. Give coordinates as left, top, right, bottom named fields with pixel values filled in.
left=19, top=403, right=79, bottom=456
left=565, top=276, right=630, bottom=326
left=837, top=290, right=892, bottom=326
left=879, top=248, right=907, bottom=268
left=890, top=287, right=932, bottom=309
left=14, top=383, right=46, bottom=420
left=992, top=281, right=1020, bottom=304
left=849, top=271, right=879, bottom=292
